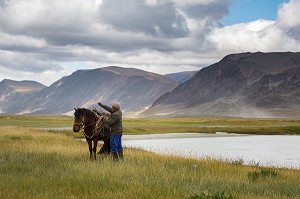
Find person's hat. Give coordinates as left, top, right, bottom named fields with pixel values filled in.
left=112, top=102, right=120, bottom=110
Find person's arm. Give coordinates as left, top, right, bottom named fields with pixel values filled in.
left=104, top=113, right=119, bottom=126
left=93, top=107, right=111, bottom=117
left=98, top=102, right=113, bottom=113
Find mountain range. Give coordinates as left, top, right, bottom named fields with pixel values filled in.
left=0, top=67, right=179, bottom=116
left=141, top=52, right=300, bottom=118
left=0, top=52, right=299, bottom=118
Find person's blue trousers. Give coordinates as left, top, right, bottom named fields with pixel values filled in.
left=110, top=134, right=123, bottom=153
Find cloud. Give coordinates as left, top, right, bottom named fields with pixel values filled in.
left=0, top=0, right=96, bottom=34
left=208, top=19, right=300, bottom=57
left=0, top=50, right=62, bottom=72
left=0, top=31, right=46, bottom=51
left=209, top=20, right=275, bottom=52
left=277, top=0, right=300, bottom=41
left=98, top=0, right=189, bottom=38
left=207, top=0, right=300, bottom=58
left=0, top=0, right=8, bottom=8
left=0, top=0, right=299, bottom=86
left=181, top=1, right=229, bottom=20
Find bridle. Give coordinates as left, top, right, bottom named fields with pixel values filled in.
left=73, top=119, right=84, bottom=130
left=73, top=110, right=85, bottom=130
left=74, top=109, right=105, bottom=139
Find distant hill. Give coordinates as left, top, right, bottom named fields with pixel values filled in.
left=165, top=71, right=197, bottom=83
left=0, top=79, right=46, bottom=94
left=0, top=79, right=46, bottom=113
left=2, top=67, right=178, bottom=116
left=141, top=52, right=300, bottom=118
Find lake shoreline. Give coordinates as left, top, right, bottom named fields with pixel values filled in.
left=122, top=132, right=252, bottom=140
left=121, top=133, right=300, bottom=170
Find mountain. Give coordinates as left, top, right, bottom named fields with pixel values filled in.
left=4, top=66, right=178, bottom=116
left=165, top=71, right=197, bottom=83
left=141, top=52, right=300, bottom=118
left=0, top=79, right=46, bottom=113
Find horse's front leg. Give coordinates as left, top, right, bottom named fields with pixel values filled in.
left=86, top=138, right=93, bottom=160
left=92, top=137, right=99, bottom=160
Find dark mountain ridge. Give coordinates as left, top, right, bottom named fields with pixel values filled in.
left=143, top=52, right=300, bottom=118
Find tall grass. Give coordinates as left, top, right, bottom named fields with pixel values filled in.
left=1, top=126, right=300, bottom=199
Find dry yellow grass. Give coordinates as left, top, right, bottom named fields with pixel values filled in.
left=1, top=126, right=300, bottom=199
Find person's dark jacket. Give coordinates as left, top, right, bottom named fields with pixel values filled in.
left=98, top=103, right=123, bottom=135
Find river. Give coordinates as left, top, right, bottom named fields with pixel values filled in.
left=122, top=133, right=300, bottom=169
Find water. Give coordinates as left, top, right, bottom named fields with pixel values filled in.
left=122, top=133, right=300, bottom=169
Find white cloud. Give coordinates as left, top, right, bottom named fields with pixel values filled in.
left=0, top=0, right=96, bottom=34
left=0, top=50, right=62, bottom=72
left=277, top=0, right=300, bottom=41
left=206, top=0, right=300, bottom=57
left=0, top=31, right=46, bottom=50
left=209, top=20, right=275, bottom=52
left=208, top=18, right=300, bottom=57
left=277, top=0, right=300, bottom=28
left=0, top=0, right=299, bottom=86
left=173, top=0, right=219, bottom=6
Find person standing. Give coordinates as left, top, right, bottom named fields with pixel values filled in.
left=98, top=102, right=123, bottom=161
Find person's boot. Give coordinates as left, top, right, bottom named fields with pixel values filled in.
left=118, top=152, right=124, bottom=161
left=112, top=152, right=119, bottom=162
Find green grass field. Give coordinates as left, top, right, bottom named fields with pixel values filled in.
left=0, top=114, right=72, bottom=128
left=0, top=114, right=300, bottom=135
left=123, top=117, right=300, bottom=135
left=1, top=126, right=300, bottom=199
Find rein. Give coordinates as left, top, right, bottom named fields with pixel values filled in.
left=75, top=110, right=105, bottom=139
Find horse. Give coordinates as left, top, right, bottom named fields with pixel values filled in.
left=73, top=108, right=110, bottom=160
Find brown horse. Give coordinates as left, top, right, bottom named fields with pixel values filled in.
left=73, top=108, right=110, bottom=160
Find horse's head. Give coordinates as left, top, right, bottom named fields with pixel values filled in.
left=73, top=108, right=86, bottom=132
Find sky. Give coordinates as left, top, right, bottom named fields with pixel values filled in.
left=0, top=0, right=299, bottom=86
left=224, top=0, right=287, bottom=25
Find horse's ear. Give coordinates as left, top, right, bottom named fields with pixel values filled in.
left=74, top=108, right=77, bottom=111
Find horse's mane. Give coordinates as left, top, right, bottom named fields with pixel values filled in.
left=75, top=108, right=96, bottom=121
left=83, top=108, right=96, bottom=121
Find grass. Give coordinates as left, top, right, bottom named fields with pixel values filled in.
left=0, top=114, right=72, bottom=128
left=124, top=117, right=300, bottom=135
left=0, top=114, right=299, bottom=135
left=1, top=126, right=300, bottom=199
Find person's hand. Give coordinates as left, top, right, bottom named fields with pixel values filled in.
left=104, top=112, right=111, bottom=117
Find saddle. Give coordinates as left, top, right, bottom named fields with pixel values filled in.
left=92, top=109, right=110, bottom=138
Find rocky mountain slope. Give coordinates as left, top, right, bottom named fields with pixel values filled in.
left=2, top=67, right=178, bottom=116
left=0, top=79, right=46, bottom=113
left=142, top=52, right=300, bottom=118
left=165, top=71, right=197, bottom=83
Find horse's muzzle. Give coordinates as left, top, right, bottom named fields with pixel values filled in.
left=73, top=125, right=80, bottom=132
